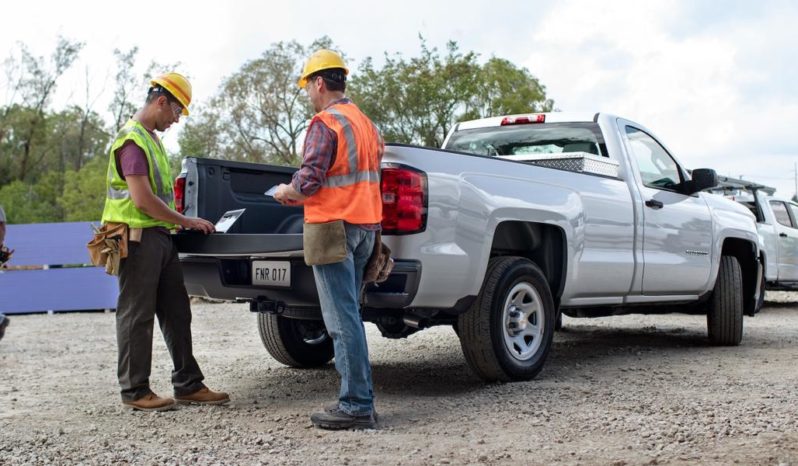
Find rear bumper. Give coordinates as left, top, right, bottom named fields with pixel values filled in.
left=179, top=256, right=421, bottom=310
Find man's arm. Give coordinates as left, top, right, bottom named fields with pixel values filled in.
left=274, top=120, right=336, bottom=205
left=126, top=175, right=215, bottom=233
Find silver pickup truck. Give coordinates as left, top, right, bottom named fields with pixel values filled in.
left=174, top=112, right=762, bottom=382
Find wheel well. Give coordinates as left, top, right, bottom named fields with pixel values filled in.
left=721, top=238, right=758, bottom=316
left=490, top=221, right=566, bottom=303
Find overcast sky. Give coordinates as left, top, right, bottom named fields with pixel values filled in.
left=2, top=0, right=796, bottom=197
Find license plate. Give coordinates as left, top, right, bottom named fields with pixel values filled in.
left=252, top=261, right=291, bottom=287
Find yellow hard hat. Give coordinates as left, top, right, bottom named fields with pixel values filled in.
left=297, top=49, right=349, bottom=88
left=150, top=72, right=192, bottom=116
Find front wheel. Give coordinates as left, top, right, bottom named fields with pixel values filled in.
left=707, top=255, right=744, bottom=346
left=257, top=313, right=334, bottom=367
left=458, top=256, right=555, bottom=382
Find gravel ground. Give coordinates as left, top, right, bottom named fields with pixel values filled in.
left=1, top=292, right=797, bottom=465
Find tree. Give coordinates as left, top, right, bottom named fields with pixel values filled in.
left=349, top=39, right=554, bottom=147
left=0, top=37, right=84, bottom=181
left=109, top=47, right=181, bottom=133
left=50, top=106, right=110, bottom=172
left=59, top=155, right=107, bottom=221
left=109, top=47, right=140, bottom=133
left=179, top=38, right=334, bottom=165
left=0, top=171, right=62, bottom=223
left=466, top=57, right=554, bottom=120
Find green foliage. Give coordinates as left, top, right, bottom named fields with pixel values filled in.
left=58, top=156, right=107, bottom=221
left=349, top=39, right=554, bottom=147
left=0, top=37, right=84, bottom=182
left=0, top=172, right=62, bottom=223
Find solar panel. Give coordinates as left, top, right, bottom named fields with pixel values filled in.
left=0, top=267, right=118, bottom=314
left=5, top=222, right=97, bottom=267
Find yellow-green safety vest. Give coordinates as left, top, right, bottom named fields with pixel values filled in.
left=101, top=120, right=175, bottom=229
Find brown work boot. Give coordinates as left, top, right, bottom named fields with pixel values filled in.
left=175, top=386, right=230, bottom=405
left=122, top=392, right=176, bottom=412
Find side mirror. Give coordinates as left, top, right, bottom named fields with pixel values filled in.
left=686, top=168, right=718, bottom=194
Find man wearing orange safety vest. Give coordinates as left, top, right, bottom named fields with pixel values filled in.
left=101, top=72, right=228, bottom=411
left=274, top=50, right=383, bottom=430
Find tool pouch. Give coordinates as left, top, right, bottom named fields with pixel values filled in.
left=87, top=223, right=129, bottom=275
left=364, top=231, right=394, bottom=284
left=303, top=220, right=347, bottom=266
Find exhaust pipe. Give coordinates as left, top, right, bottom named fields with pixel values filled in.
left=403, top=315, right=423, bottom=329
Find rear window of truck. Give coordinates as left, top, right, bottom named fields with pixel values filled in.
left=445, top=122, right=607, bottom=158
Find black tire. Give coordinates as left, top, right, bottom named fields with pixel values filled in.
left=257, top=313, right=334, bottom=367
left=707, top=255, right=744, bottom=346
left=457, top=256, right=555, bottom=382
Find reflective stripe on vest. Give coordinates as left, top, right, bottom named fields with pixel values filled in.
left=303, top=102, right=382, bottom=225
left=324, top=107, right=381, bottom=187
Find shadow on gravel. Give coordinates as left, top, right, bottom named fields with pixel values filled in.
left=371, top=360, right=483, bottom=396
left=229, top=359, right=483, bottom=403
left=542, top=326, right=712, bottom=377
left=762, top=300, right=798, bottom=308
left=556, top=325, right=709, bottom=349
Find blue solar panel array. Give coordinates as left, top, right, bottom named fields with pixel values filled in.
left=0, top=267, right=118, bottom=313
left=4, top=221, right=98, bottom=266
left=0, top=222, right=118, bottom=314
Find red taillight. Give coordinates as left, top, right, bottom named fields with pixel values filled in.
left=381, top=167, right=427, bottom=235
left=501, top=114, right=545, bottom=125
left=174, top=175, right=186, bottom=214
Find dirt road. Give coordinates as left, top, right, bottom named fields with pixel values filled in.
left=2, top=293, right=797, bottom=465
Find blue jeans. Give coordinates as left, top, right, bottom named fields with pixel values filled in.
left=312, top=224, right=376, bottom=416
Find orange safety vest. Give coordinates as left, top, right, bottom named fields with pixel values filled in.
left=304, top=102, right=383, bottom=224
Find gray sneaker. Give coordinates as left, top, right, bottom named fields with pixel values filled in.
left=312, top=406, right=377, bottom=430
left=325, top=403, right=379, bottom=423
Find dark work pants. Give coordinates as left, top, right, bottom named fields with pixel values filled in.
left=116, top=228, right=204, bottom=401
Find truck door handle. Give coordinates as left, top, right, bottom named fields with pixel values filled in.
left=645, top=199, right=664, bottom=209
left=781, top=233, right=789, bottom=238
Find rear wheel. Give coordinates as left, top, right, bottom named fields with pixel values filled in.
left=257, top=313, right=334, bottom=367
left=707, top=255, right=744, bottom=346
left=458, top=256, right=555, bottom=382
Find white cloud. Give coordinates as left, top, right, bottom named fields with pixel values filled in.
left=525, top=0, right=797, bottom=196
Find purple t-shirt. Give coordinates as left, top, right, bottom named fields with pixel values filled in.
left=114, top=127, right=159, bottom=179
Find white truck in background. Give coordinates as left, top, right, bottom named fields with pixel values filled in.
left=708, top=177, right=798, bottom=306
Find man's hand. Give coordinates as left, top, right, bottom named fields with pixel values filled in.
left=274, top=183, right=306, bottom=206
left=181, top=217, right=215, bottom=234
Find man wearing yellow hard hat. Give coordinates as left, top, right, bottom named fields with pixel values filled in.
left=274, top=50, right=384, bottom=430
left=100, top=72, right=229, bottom=411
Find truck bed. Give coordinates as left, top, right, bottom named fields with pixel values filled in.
left=174, top=156, right=421, bottom=311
